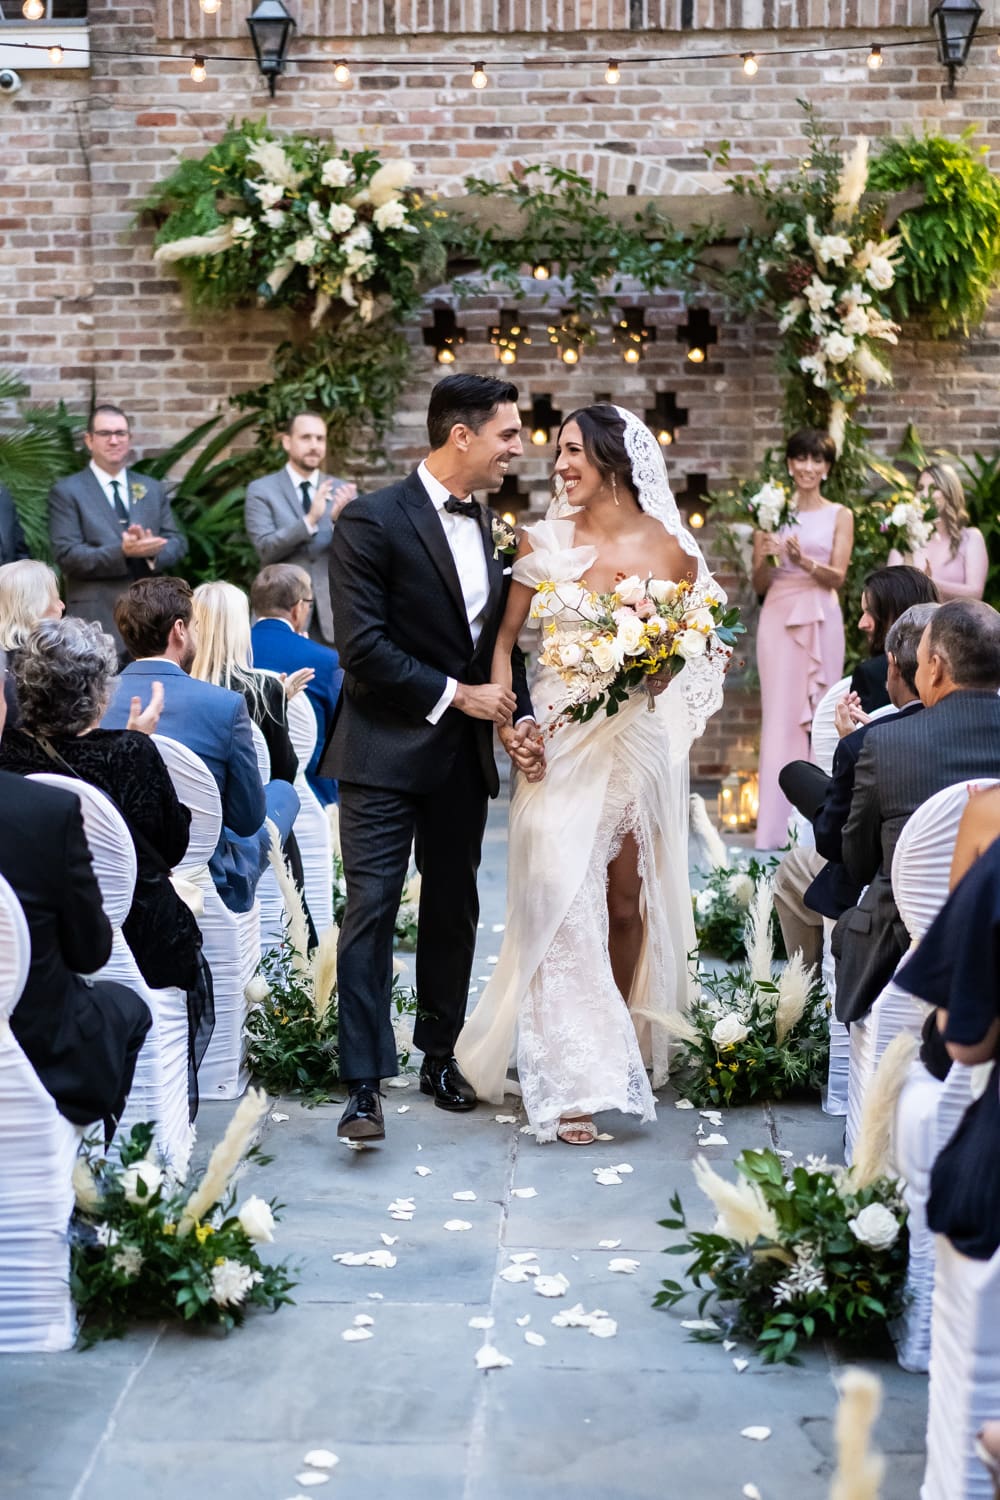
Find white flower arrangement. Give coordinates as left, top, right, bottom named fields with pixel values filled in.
left=747, top=479, right=796, bottom=535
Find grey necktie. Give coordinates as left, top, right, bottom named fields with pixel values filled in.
left=300, top=480, right=312, bottom=516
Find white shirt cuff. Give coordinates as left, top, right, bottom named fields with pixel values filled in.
left=426, top=677, right=457, bottom=725
left=514, top=714, right=535, bottom=727
left=304, top=518, right=318, bottom=535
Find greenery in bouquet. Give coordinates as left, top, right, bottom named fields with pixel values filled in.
left=70, top=1099, right=295, bottom=1343
left=532, top=573, right=743, bottom=725
left=654, top=1147, right=908, bottom=1363
left=692, top=853, right=784, bottom=963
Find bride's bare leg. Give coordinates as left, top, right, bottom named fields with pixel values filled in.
left=607, top=831, right=643, bottom=1002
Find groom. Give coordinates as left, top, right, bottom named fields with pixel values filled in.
left=322, top=374, right=543, bottom=1142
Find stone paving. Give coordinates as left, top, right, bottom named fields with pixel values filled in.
left=0, top=798, right=928, bottom=1500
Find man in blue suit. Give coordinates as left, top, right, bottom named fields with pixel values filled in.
left=101, top=576, right=298, bottom=913
left=250, top=563, right=343, bottom=806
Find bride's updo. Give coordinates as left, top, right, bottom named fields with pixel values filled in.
left=558, top=405, right=637, bottom=502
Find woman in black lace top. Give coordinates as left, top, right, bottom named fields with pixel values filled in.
left=0, top=618, right=201, bottom=992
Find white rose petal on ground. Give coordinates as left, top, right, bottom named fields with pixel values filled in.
left=468, top=1315, right=494, bottom=1329
left=452, top=1191, right=477, bottom=1201
left=388, top=1199, right=415, bottom=1214
left=385, top=1077, right=410, bottom=1089
left=608, top=1258, right=640, bottom=1274
left=698, top=1134, right=730, bottom=1147
left=588, top=1317, right=618, bottom=1339
left=367, top=1292, right=383, bottom=1301
left=519, top=1124, right=536, bottom=1135
left=333, top=1250, right=397, bottom=1268
left=674, top=1099, right=695, bottom=1110
left=353, top=1314, right=374, bottom=1327
left=613, top=1164, right=634, bottom=1174
left=494, top=1114, right=517, bottom=1123
left=295, top=1474, right=331, bottom=1487
left=414, top=1165, right=432, bottom=1176
left=487, top=956, right=499, bottom=964
left=740, top=1427, right=772, bottom=1442
left=341, top=1140, right=365, bottom=1151
left=270, top=1111, right=290, bottom=1122
left=509, top=1252, right=538, bottom=1264
left=491, top=923, right=505, bottom=932
left=593, top=1169, right=623, bottom=1186
left=499, top=1266, right=532, bottom=1283
left=303, top=1451, right=339, bottom=1469
left=598, top=1239, right=622, bottom=1249
left=699, top=1111, right=723, bottom=1125
left=534, top=1274, right=570, bottom=1298
left=511, top=1187, right=537, bottom=1199
left=396, top=1105, right=410, bottom=1114
left=723, top=1339, right=737, bottom=1352
left=596, top=1132, right=615, bottom=1141
left=515, top=1314, right=531, bottom=1326
left=474, top=1345, right=513, bottom=1370
left=389, top=1211, right=413, bottom=1221
left=524, top=1330, right=547, bottom=1346
left=681, top=1318, right=719, bottom=1331
left=443, top=1220, right=472, bottom=1232
left=733, top=1358, right=749, bottom=1373
left=776, top=1149, right=793, bottom=1159
left=743, top=1487, right=763, bottom=1499
left=341, top=1327, right=373, bottom=1342
left=379, top=1234, right=398, bottom=1247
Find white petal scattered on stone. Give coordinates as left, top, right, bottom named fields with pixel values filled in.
left=700, top=1112, right=723, bottom=1127
left=588, top=1317, right=618, bottom=1339
left=341, top=1327, right=373, bottom=1342
left=295, top=1474, right=332, bottom=1487
left=443, top=1219, right=472, bottom=1232
left=674, top=1098, right=695, bottom=1110
left=743, top=1486, right=763, bottom=1500
left=494, top=1114, right=517, bottom=1124
left=733, top=1358, right=749, bottom=1373
left=593, top=1168, right=622, bottom=1186
left=388, top=1198, right=415, bottom=1213
left=379, top=1234, right=398, bottom=1247
left=534, top=1273, right=570, bottom=1298
left=723, top=1339, right=737, bottom=1352
left=468, top=1315, right=494, bottom=1330
left=468, top=987, right=479, bottom=995
left=477, top=975, right=491, bottom=982
left=341, top=1140, right=366, bottom=1151
left=550, top=1303, right=592, bottom=1328
left=511, top=1187, right=537, bottom=1199
left=596, top=1132, right=615, bottom=1141
left=270, top=1111, right=290, bottom=1122
left=303, top=1451, right=340, bottom=1469
left=414, top=1165, right=432, bottom=1177
left=333, top=1250, right=397, bottom=1268
left=524, top=1330, right=546, bottom=1346
left=608, top=1258, right=640, bottom=1274
left=498, top=1265, right=532, bottom=1283
left=491, top=923, right=505, bottom=933
left=598, top=1238, right=622, bottom=1250
left=508, top=1252, right=538, bottom=1265
left=396, top=1105, right=411, bottom=1114
left=385, top=1076, right=410, bottom=1089
left=515, top=1314, right=531, bottom=1326
left=740, top=1427, right=771, bottom=1442
left=367, top=1292, right=383, bottom=1301
left=613, top=1163, right=634, bottom=1174
left=487, top=956, right=499, bottom=964
left=681, top=1318, right=719, bottom=1331
left=389, top=1211, right=413, bottom=1221
left=698, top=1134, right=730, bottom=1147
left=353, top=1314, right=374, bottom=1327
left=519, top=1124, right=535, bottom=1135
left=474, top=1344, right=512, bottom=1370
left=452, top=1190, right=477, bottom=1201
left=776, top=1149, right=793, bottom=1159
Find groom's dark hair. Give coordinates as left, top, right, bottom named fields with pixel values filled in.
left=427, top=375, right=518, bottom=450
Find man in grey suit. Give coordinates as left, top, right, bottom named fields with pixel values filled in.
left=48, top=404, right=187, bottom=643
left=835, top=599, right=1000, bottom=1025
left=243, top=411, right=356, bottom=645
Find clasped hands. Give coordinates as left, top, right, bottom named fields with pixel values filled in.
left=453, top=682, right=546, bottom=781
left=834, top=689, right=870, bottom=738
left=121, top=523, right=167, bottom=559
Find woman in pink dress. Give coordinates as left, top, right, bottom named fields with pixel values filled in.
left=753, top=428, right=854, bottom=850
left=888, top=462, right=988, bottom=602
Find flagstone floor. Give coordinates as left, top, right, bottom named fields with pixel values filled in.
left=0, top=798, right=928, bottom=1500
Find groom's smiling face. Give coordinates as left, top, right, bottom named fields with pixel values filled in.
left=459, top=401, right=523, bottom=493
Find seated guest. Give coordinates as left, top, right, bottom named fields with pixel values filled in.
left=101, top=576, right=298, bottom=914
left=0, top=648, right=151, bottom=1136
left=250, top=563, right=343, bottom=806
left=0, top=558, right=66, bottom=728
left=836, top=599, right=1000, bottom=1026
left=0, top=617, right=202, bottom=996
left=849, top=565, right=940, bottom=714
left=889, top=463, right=989, bottom=603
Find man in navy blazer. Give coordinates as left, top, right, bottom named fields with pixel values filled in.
left=250, top=563, right=343, bottom=806
left=101, top=577, right=298, bottom=914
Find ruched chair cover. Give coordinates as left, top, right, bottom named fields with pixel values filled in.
left=810, top=674, right=849, bottom=1112
left=27, top=773, right=192, bottom=1178
left=152, top=736, right=253, bottom=1101
left=285, top=690, right=334, bottom=937
left=846, top=778, right=1000, bottom=1162
left=922, top=1233, right=1000, bottom=1500
left=250, top=719, right=286, bottom=956
left=810, top=674, right=851, bottom=777
left=0, top=872, right=78, bottom=1352
left=821, top=916, right=849, bottom=1116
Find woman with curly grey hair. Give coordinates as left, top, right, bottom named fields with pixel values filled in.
left=0, top=617, right=202, bottom=995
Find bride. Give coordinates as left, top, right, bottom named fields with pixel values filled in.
left=455, top=404, right=728, bottom=1144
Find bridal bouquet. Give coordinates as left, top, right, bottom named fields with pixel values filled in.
left=879, top=490, right=935, bottom=556
left=533, top=574, right=743, bottom=725
left=747, top=480, right=796, bottom=536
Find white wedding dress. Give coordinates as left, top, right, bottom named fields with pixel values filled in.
left=456, top=410, right=727, bottom=1142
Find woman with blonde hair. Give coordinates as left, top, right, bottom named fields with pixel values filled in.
left=0, top=559, right=64, bottom=648
left=888, top=462, right=988, bottom=601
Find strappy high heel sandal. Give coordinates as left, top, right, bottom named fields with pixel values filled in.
left=556, top=1116, right=597, bottom=1146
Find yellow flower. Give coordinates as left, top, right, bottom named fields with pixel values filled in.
left=729, top=1063, right=740, bottom=1072
left=194, top=1223, right=215, bottom=1245
left=163, top=1221, right=177, bottom=1235
left=214, top=1255, right=226, bottom=1266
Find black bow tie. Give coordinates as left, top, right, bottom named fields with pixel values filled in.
left=444, top=495, right=481, bottom=520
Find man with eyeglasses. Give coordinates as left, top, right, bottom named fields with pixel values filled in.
left=48, top=403, right=187, bottom=644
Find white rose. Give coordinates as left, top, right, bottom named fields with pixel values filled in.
left=556, top=641, right=583, bottom=669
left=262, top=208, right=286, bottom=229
left=816, top=234, right=853, bottom=267
left=343, top=225, right=372, bottom=253
left=647, top=578, right=678, bottom=604
left=588, top=637, right=621, bottom=673
left=373, top=199, right=407, bottom=231
left=327, top=202, right=356, bottom=234
left=683, top=606, right=715, bottom=633
left=840, top=306, right=869, bottom=337
left=237, top=1194, right=275, bottom=1244
left=245, top=975, right=271, bottom=1005
left=890, top=502, right=910, bottom=528
left=821, top=331, right=856, bottom=364
left=231, top=216, right=256, bottom=242
left=321, top=157, right=351, bottom=188
left=803, top=276, right=836, bottom=313
left=292, top=235, right=318, bottom=264
left=675, top=628, right=707, bottom=659
left=120, top=1160, right=163, bottom=1204
left=848, top=1202, right=900, bottom=1251
left=253, top=181, right=285, bottom=209
left=864, top=256, right=895, bottom=291
left=614, top=575, right=647, bottom=607
left=711, top=1012, right=750, bottom=1048
left=615, top=614, right=648, bottom=656
left=725, top=872, right=755, bottom=907
left=695, top=888, right=717, bottom=917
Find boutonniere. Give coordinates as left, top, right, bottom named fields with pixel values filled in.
left=491, top=517, right=517, bottom=561
left=130, top=482, right=146, bottom=502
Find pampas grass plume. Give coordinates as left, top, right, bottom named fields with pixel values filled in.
left=692, top=1156, right=779, bottom=1246
left=775, top=950, right=813, bottom=1045
left=638, top=1007, right=702, bottom=1045
left=266, top=824, right=310, bottom=980
left=850, top=1031, right=918, bottom=1189
left=830, top=1367, right=885, bottom=1500
left=153, top=225, right=235, bottom=263
left=326, top=803, right=341, bottom=857
left=745, top=878, right=775, bottom=985
left=833, top=135, right=869, bottom=225
left=178, top=1087, right=268, bottom=1236
left=311, top=924, right=339, bottom=1021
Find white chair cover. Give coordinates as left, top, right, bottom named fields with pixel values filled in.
left=152, top=737, right=253, bottom=1100
left=249, top=718, right=287, bottom=954
left=821, top=916, right=849, bottom=1116
left=0, top=872, right=78, bottom=1352
left=923, top=1232, right=1000, bottom=1499
left=845, top=779, right=1000, bottom=1163
left=286, top=691, right=334, bottom=936
left=250, top=722, right=271, bottom=783
left=27, top=773, right=193, bottom=1178
left=809, top=673, right=850, bottom=777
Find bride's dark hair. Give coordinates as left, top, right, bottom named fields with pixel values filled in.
left=558, top=405, right=637, bottom=500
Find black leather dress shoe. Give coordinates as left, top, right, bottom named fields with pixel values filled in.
left=337, top=1081, right=385, bottom=1141
left=419, top=1055, right=477, bottom=1112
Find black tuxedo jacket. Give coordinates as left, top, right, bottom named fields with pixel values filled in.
left=320, top=469, right=532, bottom=797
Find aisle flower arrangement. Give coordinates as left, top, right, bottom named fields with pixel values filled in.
left=654, top=1147, right=908, bottom=1363
left=70, top=1097, right=294, bottom=1342
left=692, top=853, right=785, bottom=963
left=673, top=881, right=826, bottom=1105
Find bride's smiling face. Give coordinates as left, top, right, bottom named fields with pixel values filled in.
left=554, top=420, right=603, bottom=506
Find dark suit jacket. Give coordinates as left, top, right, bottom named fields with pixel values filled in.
left=320, top=470, right=532, bottom=798
left=0, top=770, right=150, bottom=1125
left=48, top=466, right=187, bottom=638
left=850, top=653, right=890, bottom=714
left=0, top=484, right=28, bottom=565
left=834, top=689, right=1000, bottom=1023
left=244, top=468, right=348, bottom=644
left=250, top=617, right=343, bottom=804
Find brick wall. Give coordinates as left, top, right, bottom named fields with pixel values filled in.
left=1, top=1, right=998, bottom=777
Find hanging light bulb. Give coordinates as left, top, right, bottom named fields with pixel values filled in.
left=333, top=59, right=350, bottom=83
left=531, top=427, right=549, bottom=446
left=471, top=61, right=488, bottom=90
left=48, top=43, right=64, bottom=63
left=657, top=429, right=673, bottom=446
left=867, top=44, right=883, bottom=69
left=532, top=263, right=550, bottom=281
left=561, top=347, right=580, bottom=366
left=741, top=52, right=758, bottom=76
left=605, top=59, right=620, bottom=85
left=22, top=0, right=45, bottom=19
left=190, top=54, right=207, bottom=82
left=199, top=0, right=221, bottom=12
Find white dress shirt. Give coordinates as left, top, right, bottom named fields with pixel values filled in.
left=89, top=459, right=130, bottom=512
left=418, top=461, right=490, bottom=725
left=286, top=462, right=321, bottom=535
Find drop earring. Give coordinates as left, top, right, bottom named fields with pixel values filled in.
left=611, top=473, right=620, bottom=507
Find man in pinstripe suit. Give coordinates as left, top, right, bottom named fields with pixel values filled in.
left=835, top=600, right=1000, bottom=1025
